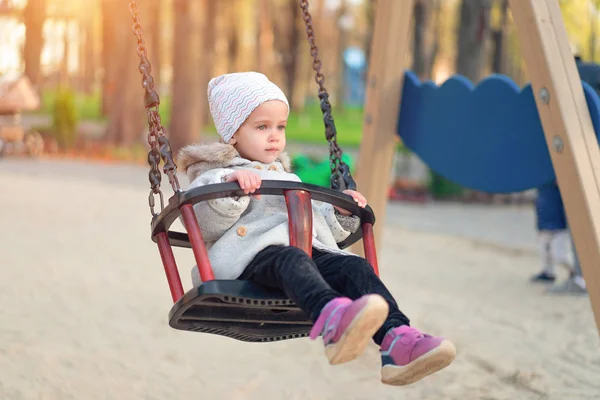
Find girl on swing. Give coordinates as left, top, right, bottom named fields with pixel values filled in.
left=177, top=72, right=456, bottom=386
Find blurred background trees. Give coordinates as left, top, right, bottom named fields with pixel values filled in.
left=1, top=0, right=598, bottom=163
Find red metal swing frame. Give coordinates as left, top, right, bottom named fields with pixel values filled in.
left=151, top=181, right=379, bottom=304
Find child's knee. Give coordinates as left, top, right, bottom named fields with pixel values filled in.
left=275, top=245, right=315, bottom=271
left=281, top=245, right=312, bottom=259
left=340, top=256, right=377, bottom=278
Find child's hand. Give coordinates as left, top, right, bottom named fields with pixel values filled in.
left=334, top=189, right=367, bottom=215
left=225, top=170, right=262, bottom=198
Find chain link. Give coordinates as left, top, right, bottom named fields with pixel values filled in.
left=299, top=0, right=356, bottom=191
left=129, top=0, right=180, bottom=216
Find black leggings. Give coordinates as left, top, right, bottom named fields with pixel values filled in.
left=239, top=245, right=410, bottom=345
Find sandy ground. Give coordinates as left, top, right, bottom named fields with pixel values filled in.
left=1, top=158, right=599, bottom=400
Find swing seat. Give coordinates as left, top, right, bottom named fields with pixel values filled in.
left=168, top=279, right=312, bottom=342
left=152, top=181, right=378, bottom=342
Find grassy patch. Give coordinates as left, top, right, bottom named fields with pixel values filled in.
left=39, top=90, right=365, bottom=147
left=285, top=104, right=364, bottom=147
left=41, top=89, right=105, bottom=121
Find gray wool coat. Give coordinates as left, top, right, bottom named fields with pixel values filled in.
left=177, top=142, right=360, bottom=286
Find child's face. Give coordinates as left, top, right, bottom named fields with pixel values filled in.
left=230, top=100, right=288, bottom=164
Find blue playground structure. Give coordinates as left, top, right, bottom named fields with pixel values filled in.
left=396, top=61, right=600, bottom=194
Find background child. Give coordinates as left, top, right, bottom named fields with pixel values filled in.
left=177, top=71, right=456, bottom=386
left=532, top=181, right=587, bottom=294
left=531, top=181, right=571, bottom=283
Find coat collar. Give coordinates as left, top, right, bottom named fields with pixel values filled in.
left=176, top=142, right=292, bottom=182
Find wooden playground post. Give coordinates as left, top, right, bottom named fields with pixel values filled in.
left=353, top=0, right=414, bottom=256
left=509, top=0, right=600, bottom=334
left=356, top=0, right=600, bottom=336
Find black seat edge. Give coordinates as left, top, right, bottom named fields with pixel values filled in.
left=167, top=280, right=313, bottom=343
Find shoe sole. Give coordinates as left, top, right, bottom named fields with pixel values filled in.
left=381, top=339, right=456, bottom=386
left=324, top=294, right=389, bottom=365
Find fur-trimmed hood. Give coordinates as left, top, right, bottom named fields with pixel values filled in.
left=177, top=142, right=291, bottom=183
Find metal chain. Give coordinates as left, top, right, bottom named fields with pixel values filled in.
left=299, top=0, right=356, bottom=191
left=129, top=0, right=180, bottom=216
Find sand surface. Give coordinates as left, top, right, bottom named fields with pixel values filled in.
left=1, top=158, right=599, bottom=400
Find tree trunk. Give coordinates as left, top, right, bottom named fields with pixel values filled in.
left=82, top=13, right=95, bottom=93
left=101, top=0, right=118, bottom=116
left=148, top=0, right=162, bottom=89
left=234, top=0, right=257, bottom=72
left=103, top=0, right=146, bottom=147
left=335, top=0, right=348, bottom=110
left=287, top=0, right=300, bottom=105
left=412, top=0, right=440, bottom=80
left=257, top=0, right=275, bottom=77
left=200, top=0, right=217, bottom=124
left=226, top=0, right=239, bottom=73
left=213, top=0, right=232, bottom=76
left=169, top=0, right=207, bottom=155
left=456, top=0, right=492, bottom=82
left=271, top=0, right=300, bottom=103
left=60, top=20, right=70, bottom=85
left=23, top=0, right=46, bottom=89
left=491, top=0, right=509, bottom=73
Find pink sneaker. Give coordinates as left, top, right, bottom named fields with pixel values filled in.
left=380, top=326, right=456, bottom=386
left=309, top=294, right=389, bottom=365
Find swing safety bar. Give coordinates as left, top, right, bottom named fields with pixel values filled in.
left=152, top=180, right=377, bottom=304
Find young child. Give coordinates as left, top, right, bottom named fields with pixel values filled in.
left=531, top=181, right=573, bottom=283
left=177, top=71, right=456, bottom=386
left=533, top=181, right=587, bottom=294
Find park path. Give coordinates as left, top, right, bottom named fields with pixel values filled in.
left=1, top=158, right=598, bottom=400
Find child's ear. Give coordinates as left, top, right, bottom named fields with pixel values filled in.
left=228, top=137, right=237, bottom=145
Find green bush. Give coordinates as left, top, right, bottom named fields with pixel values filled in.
left=291, top=152, right=355, bottom=188
left=52, top=86, right=78, bottom=149
left=427, top=169, right=465, bottom=199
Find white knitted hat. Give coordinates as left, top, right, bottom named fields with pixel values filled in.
left=207, top=72, right=290, bottom=143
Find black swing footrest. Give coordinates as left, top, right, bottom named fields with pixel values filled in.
left=168, top=280, right=313, bottom=342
